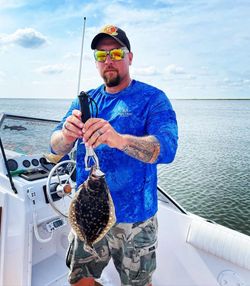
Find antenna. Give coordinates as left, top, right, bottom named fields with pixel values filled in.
left=77, top=17, right=87, bottom=95
left=70, top=17, right=87, bottom=161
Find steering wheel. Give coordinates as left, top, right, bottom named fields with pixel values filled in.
left=46, top=160, right=77, bottom=218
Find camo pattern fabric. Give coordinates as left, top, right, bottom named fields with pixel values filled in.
left=67, top=215, right=158, bottom=286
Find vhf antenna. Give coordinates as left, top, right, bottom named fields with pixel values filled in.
left=76, top=16, right=91, bottom=124
left=77, top=16, right=87, bottom=95
left=70, top=17, right=87, bottom=161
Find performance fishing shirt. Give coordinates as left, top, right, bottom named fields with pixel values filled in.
left=54, top=80, right=178, bottom=223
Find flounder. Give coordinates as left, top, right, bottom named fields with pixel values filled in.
left=68, top=166, right=116, bottom=250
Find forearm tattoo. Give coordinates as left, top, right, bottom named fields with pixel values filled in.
left=122, top=136, right=160, bottom=163
left=51, top=131, right=74, bottom=155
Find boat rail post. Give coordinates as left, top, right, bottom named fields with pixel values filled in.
left=0, top=138, right=17, bottom=194
left=0, top=194, right=8, bottom=285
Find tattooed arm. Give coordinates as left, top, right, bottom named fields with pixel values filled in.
left=82, top=118, right=160, bottom=164
left=120, top=135, right=160, bottom=164
left=50, top=109, right=83, bottom=155
left=50, top=130, right=75, bottom=155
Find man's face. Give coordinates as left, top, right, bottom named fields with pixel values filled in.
left=95, top=37, right=133, bottom=87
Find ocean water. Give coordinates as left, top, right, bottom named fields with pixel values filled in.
left=0, top=98, right=250, bottom=236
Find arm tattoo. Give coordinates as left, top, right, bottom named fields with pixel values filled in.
left=122, top=136, right=160, bottom=163
left=51, top=131, right=74, bottom=155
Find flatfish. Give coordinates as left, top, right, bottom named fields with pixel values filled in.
left=68, top=166, right=116, bottom=251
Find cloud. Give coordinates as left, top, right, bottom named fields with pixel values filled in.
left=63, top=52, right=80, bottom=60
left=63, top=52, right=92, bottom=62
left=218, top=77, right=250, bottom=89
left=131, top=66, right=159, bottom=76
left=164, top=64, right=186, bottom=75
left=0, top=28, right=48, bottom=48
left=243, top=79, right=250, bottom=86
left=0, top=0, right=28, bottom=9
left=36, top=64, right=66, bottom=75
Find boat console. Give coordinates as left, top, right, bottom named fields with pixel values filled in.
left=0, top=113, right=74, bottom=286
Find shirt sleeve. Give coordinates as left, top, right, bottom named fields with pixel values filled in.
left=146, top=91, right=178, bottom=164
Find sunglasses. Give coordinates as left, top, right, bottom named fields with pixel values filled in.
left=94, top=47, right=129, bottom=62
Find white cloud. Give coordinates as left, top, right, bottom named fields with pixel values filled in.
left=0, top=0, right=28, bottom=9
left=216, top=77, right=250, bottom=89
left=63, top=52, right=92, bottom=62
left=36, top=64, right=66, bottom=75
left=164, top=64, right=185, bottom=75
left=0, top=28, right=48, bottom=48
left=103, top=4, right=165, bottom=26
left=63, top=52, right=80, bottom=60
left=131, top=66, right=159, bottom=76
left=243, top=79, right=250, bottom=87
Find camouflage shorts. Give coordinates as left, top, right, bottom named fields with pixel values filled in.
left=66, top=215, right=158, bottom=286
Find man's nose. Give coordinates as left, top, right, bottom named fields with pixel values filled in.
left=104, top=54, right=113, bottom=64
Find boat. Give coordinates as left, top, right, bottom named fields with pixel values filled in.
left=0, top=112, right=250, bottom=286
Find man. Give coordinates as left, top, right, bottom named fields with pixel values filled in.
left=50, top=24, right=178, bottom=286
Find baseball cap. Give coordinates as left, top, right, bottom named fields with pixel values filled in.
left=91, top=24, right=131, bottom=52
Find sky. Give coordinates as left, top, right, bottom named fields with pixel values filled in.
left=0, top=0, right=250, bottom=99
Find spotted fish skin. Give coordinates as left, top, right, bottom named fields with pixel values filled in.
left=69, top=167, right=116, bottom=249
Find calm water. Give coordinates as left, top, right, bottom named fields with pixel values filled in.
left=0, top=98, right=250, bottom=236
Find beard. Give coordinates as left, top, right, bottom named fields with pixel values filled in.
left=103, top=69, right=121, bottom=87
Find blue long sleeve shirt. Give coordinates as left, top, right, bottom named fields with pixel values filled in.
left=54, top=80, right=178, bottom=223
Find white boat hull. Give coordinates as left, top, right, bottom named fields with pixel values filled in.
left=0, top=114, right=250, bottom=286
left=1, top=171, right=250, bottom=286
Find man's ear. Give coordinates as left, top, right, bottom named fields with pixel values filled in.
left=128, top=52, right=133, bottom=65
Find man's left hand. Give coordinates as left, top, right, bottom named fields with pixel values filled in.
left=83, top=118, right=125, bottom=149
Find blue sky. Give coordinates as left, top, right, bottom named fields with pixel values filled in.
left=0, top=0, right=249, bottom=99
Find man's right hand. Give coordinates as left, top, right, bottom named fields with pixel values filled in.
left=62, top=109, right=84, bottom=143
left=50, top=109, right=84, bottom=155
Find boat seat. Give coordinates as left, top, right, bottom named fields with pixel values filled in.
left=186, top=219, right=250, bottom=271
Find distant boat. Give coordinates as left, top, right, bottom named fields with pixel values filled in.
left=0, top=113, right=250, bottom=286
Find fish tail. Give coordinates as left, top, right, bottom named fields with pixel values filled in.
left=83, top=244, right=101, bottom=260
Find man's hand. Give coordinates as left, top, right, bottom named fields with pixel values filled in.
left=83, top=118, right=160, bottom=164
left=62, top=109, right=84, bottom=142
left=50, top=109, right=84, bottom=155
left=52, top=112, right=160, bottom=163
left=83, top=118, right=125, bottom=149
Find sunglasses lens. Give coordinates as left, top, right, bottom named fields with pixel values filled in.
left=95, top=50, right=107, bottom=62
left=94, top=48, right=127, bottom=62
left=110, top=49, right=124, bottom=61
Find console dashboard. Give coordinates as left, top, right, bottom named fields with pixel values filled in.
left=0, top=113, right=61, bottom=181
